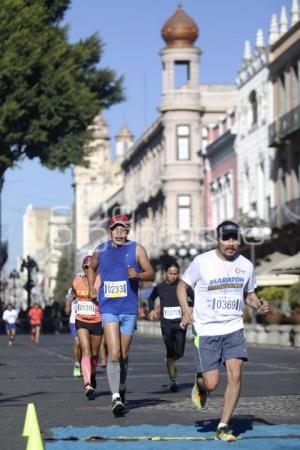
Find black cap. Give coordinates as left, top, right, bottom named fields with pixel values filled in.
left=216, top=221, right=241, bottom=241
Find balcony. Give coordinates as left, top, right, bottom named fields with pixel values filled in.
left=269, top=105, right=300, bottom=146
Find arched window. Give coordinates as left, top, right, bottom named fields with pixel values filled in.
left=249, top=90, right=258, bottom=126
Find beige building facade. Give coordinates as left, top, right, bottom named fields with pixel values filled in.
left=269, top=9, right=300, bottom=236
left=268, top=0, right=300, bottom=254
left=23, top=204, right=72, bottom=303
left=73, top=115, right=134, bottom=269
left=73, top=5, right=237, bottom=269
left=121, top=5, right=236, bottom=267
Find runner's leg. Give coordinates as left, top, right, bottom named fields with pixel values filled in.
left=77, top=328, right=92, bottom=386
left=220, top=358, right=243, bottom=424
left=5, top=327, right=10, bottom=345
left=74, top=337, right=81, bottom=366
left=11, top=326, right=16, bottom=341
left=120, top=332, right=133, bottom=391
left=162, top=327, right=177, bottom=383
left=90, top=334, right=102, bottom=388
left=35, top=325, right=41, bottom=343
left=100, top=335, right=108, bottom=367
left=104, top=322, right=122, bottom=395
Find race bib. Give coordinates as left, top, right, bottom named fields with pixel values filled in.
left=211, top=293, right=240, bottom=315
left=77, top=301, right=96, bottom=316
left=163, top=306, right=182, bottom=320
left=104, top=280, right=127, bottom=298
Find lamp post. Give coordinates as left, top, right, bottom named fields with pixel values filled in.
left=20, top=256, right=39, bottom=309
left=9, top=269, right=20, bottom=305
left=0, top=174, right=8, bottom=303
left=242, top=210, right=272, bottom=265
left=167, top=243, right=198, bottom=271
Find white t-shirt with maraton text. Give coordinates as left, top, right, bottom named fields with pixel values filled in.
left=182, top=250, right=256, bottom=336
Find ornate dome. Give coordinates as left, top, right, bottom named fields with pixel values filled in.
left=161, top=4, right=198, bottom=48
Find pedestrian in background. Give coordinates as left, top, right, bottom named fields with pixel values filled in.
left=27, top=303, right=43, bottom=344
left=148, top=261, right=194, bottom=392
left=64, top=288, right=82, bottom=377
left=72, top=256, right=102, bottom=398
left=2, top=303, right=18, bottom=346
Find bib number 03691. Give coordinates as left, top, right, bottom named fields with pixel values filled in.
left=212, top=295, right=240, bottom=314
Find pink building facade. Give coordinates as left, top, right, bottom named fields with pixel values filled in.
left=202, top=111, right=237, bottom=232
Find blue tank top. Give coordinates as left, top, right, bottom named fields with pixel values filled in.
left=97, top=240, right=141, bottom=314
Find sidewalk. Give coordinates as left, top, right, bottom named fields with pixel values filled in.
left=137, top=320, right=300, bottom=347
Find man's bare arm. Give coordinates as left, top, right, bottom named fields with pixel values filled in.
left=128, top=244, right=155, bottom=281
left=177, top=280, right=194, bottom=327
left=245, top=291, right=270, bottom=315
left=87, top=250, right=98, bottom=299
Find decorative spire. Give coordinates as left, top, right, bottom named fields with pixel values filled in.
left=269, top=14, right=279, bottom=45
left=255, top=29, right=265, bottom=53
left=291, top=0, right=300, bottom=26
left=280, top=6, right=288, bottom=35
left=243, top=40, right=252, bottom=66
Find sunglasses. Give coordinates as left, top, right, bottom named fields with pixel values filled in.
left=82, top=265, right=89, bottom=269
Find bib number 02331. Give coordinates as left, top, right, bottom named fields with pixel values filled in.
left=104, top=281, right=127, bottom=298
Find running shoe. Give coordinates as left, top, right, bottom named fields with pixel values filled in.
left=112, top=396, right=125, bottom=416
left=169, top=379, right=178, bottom=392
left=91, top=374, right=97, bottom=389
left=73, top=366, right=82, bottom=377
left=191, top=381, right=208, bottom=409
left=215, top=426, right=237, bottom=442
left=84, top=384, right=95, bottom=398
left=119, top=388, right=126, bottom=404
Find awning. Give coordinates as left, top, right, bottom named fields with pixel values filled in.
left=255, top=251, right=290, bottom=275
left=271, top=252, right=300, bottom=274
left=256, top=273, right=300, bottom=287
left=255, top=251, right=300, bottom=286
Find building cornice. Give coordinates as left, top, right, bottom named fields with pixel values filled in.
left=205, top=131, right=236, bottom=157
left=122, top=117, right=163, bottom=169
left=270, top=19, right=300, bottom=53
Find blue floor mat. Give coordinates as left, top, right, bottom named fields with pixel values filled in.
left=45, top=424, right=300, bottom=449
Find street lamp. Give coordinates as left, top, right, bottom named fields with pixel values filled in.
left=20, top=256, right=39, bottom=309
left=167, top=244, right=198, bottom=271
left=9, top=269, right=20, bottom=305
left=242, top=210, right=272, bottom=265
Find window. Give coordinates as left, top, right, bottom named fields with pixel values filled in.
left=249, top=90, right=258, bottom=126
left=174, top=61, right=190, bottom=89
left=177, top=125, right=190, bottom=160
left=178, top=195, right=191, bottom=230
left=279, top=73, right=286, bottom=116
left=291, top=63, right=299, bottom=108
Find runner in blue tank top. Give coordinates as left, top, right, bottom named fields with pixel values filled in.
left=87, top=214, right=155, bottom=416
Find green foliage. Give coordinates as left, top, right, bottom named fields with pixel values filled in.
left=288, top=282, right=300, bottom=308
left=53, top=245, right=75, bottom=304
left=257, top=286, right=285, bottom=307
left=0, top=0, right=124, bottom=176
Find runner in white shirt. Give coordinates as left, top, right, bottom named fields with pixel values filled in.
left=177, top=220, right=270, bottom=442
left=64, top=288, right=82, bottom=377
left=2, top=304, right=18, bottom=346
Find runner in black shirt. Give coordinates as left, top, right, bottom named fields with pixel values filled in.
left=147, top=261, right=194, bottom=392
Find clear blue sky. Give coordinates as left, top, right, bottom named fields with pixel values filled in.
left=2, top=0, right=292, bottom=270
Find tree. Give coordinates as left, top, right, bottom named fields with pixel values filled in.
left=288, top=282, right=300, bottom=309
left=257, top=286, right=285, bottom=307
left=53, top=245, right=75, bottom=303
left=0, top=0, right=124, bottom=178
